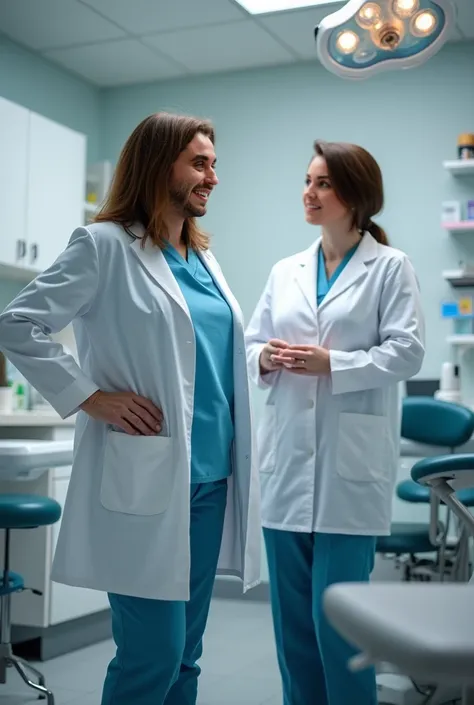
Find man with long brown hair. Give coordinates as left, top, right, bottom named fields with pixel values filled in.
left=0, top=112, right=261, bottom=705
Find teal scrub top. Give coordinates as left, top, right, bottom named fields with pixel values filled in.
left=163, top=244, right=234, bottom=484
left=317, top=242, right=359, bottom=306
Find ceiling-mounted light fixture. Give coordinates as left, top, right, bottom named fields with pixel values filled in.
left=235, top=0, right=341, bottom=14
left=315, top=0, right=455, bottom=79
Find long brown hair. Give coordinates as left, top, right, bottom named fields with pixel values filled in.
left=313, top=140, right=389, bottom=245
left=95, top=112, right=215, bottom=250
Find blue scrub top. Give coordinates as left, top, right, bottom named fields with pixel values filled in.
left=163, top=244, right=234, bottom=484
left=317, top=242, right=359, bottom=306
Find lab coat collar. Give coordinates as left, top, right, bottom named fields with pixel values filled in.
left=127, top=223, right=242, bottom=324
left=128, top=223, right=190, bottom=317
left=295, top=232, right=379, bottom=315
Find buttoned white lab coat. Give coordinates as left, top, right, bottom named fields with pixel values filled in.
left=245, top=233, right=425, bottom=536
left=0, top=222, right=261, bottom=600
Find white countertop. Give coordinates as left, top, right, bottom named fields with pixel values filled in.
left=0, top=411, right=76, bottom=427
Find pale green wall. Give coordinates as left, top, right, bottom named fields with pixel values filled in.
left=0, top=33, right=101, bottom=163
left=102, top=41, right=474, bottom=384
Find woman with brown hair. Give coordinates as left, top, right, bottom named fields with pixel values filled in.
left=245, top=140, right=425, bottom=705
left=0, top=113, right=260, bottom=705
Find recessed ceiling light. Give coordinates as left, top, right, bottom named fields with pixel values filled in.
left=235, top=0, right=342, bottom=15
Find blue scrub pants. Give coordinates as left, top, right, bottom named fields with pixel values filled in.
left=264, top=529, right=377, bottom=705
left=101, top=479, right=228, bottom=705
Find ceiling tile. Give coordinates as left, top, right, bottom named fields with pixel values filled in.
left=80, top=0, right=246, bottom=35
left=260, top=4, right=343, bottom=58
left=0, top=0, right=125, bottom=51
left=455, top=0, right=474, bottom=38
left=143, top=20, right=295, bottom=74
left=45, top=39, right=186, bottom=86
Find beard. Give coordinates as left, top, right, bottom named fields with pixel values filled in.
left=170, top=181, right=206, bottom=218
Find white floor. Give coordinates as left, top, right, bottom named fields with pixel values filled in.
left=2, top=599, right=282, bottom=705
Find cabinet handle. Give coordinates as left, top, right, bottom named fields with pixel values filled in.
left=30, top=243, right=39, bottom=263
left=16, top=239, right=27, bottom=260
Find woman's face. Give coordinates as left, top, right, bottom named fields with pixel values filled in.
left=303, top=156, right=350, bottom=227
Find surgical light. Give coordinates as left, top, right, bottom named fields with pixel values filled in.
left=336, top=30, right=360, bottom=52
left=315, top=0, right=455, bottom=79
left=393, top=0, right=419, bottom=19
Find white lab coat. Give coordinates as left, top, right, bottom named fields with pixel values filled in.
left=0, top=222, right=261, bottom=600
left=245, top=233, right=425, bottom=536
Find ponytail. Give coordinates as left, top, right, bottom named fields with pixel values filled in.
left=367, top=220, right=389, bottom=246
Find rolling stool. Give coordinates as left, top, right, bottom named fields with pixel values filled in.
left=376, top=396, right=474, bottom=581
left=0, top=494, right=61, bottom=704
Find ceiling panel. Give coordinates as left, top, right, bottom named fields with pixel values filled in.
left=0, top=0, right=125, bottom=51
left=455, top=0, right=474, bottom=38
left=260, top=5, right=343, bottom=58
left=143, top=20, right=295, bottom=74
left=80, top=0, right=247, bottom=35
left=45, top=39, right=186, bottom=86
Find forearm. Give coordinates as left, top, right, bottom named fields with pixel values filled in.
left=330, top=338, right=424, bottom=395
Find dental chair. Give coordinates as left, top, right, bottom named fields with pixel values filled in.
left=376, top=397, right=474, bottom=583
left=324, top=447, right=474, bottom=705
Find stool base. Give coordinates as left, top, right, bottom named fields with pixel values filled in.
left=0, top=643, right=54, bottom=704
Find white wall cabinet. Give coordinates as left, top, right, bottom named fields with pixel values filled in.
left=26, top=113, right=86, bottom=272
left=0, top=97, right=29, bottom=269
left=0, top=96, right=86, bottom=277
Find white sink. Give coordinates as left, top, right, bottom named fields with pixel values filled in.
left=0, top=440, right=74, bottom=480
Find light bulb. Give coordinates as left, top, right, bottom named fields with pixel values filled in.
left=412, top=10, right=437, bottom=35
left=392, top=0, right=419, bottom=18
left=357, top=3, right=381, bottom=28
left=336, top=30, right=360, bottom=54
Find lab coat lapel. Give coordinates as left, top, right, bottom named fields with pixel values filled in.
left=128, top=225, right=190, bottom=317
left=317, top=233, right=377, bottom=313
left=294, top=241, right=319, bottom=318
left=200, top=251, right=244, bottom=326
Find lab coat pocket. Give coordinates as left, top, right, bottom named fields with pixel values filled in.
left=336, top=413, right=388, bottom=483
left=100, top=431, right=175, bottom=516
left=257, top=405, right=276, bottom=474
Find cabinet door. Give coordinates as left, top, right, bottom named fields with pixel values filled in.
left=26, top=112, right=86, bottom=272
left=50, top=475, right=110, bottom=625
left=0, top=97, right=29, bottom=267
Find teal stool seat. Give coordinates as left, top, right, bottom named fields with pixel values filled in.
left=397, top=479, right=474, bottom=507
left=0, top=494, right=61, bottom=529
left=376, top=523, right=433, bottom=554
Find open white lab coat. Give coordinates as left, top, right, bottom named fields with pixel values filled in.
left=245, top=233, right=425, bottom=536
left=0, top=222, right=261, bottom=600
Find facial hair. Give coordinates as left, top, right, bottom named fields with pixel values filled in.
left=170, top=181, right=206, bottom=218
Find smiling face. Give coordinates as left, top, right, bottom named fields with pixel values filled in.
left=169, top=132, right=218, bottom=218
left=303, top=155, right=351, bottom=228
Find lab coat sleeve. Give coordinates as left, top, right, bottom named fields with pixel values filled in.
left=245, top=270, right=280, bottom=390
left=0, top=227, right=100, bottom=418
left=330, top=255, right=425, bottom=395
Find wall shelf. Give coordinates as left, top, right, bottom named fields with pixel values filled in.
left=442, top=270, right=474, bottom=287
left=442, top=222, right=474, bottom=233
left=84, top=201, right=98, bottom=214
left=448, top=335, right=474, bottom=348
left=443, top=159, right=474, bottom=176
